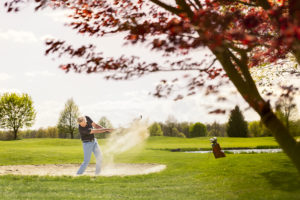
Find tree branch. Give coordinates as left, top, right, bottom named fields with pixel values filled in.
left=227, top=47, right=262, bottom=99
left=255, top=0, right=271, bottom=10
left=149, top=0, right=182, bottom=15
left=176, top=0, right=194, bottom=18
left=212, top=47, right=249, bottom=97
left=208, top=58, right=217, bottom=69
left=187, top=0, right=199, bottom=10
left=235, top=0, right=258, bottom=7
left=193, top=0, right=202, bottom=9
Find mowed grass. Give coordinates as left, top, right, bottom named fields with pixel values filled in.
left=0, top=137, right=300, bottom=200
left=146, top=136, right=281, bottom=151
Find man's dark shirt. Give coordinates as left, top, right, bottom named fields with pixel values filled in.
left=79, top=116, right=94, bottom=141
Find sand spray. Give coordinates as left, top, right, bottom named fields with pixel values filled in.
left=101, top=118, right=150, bottom=169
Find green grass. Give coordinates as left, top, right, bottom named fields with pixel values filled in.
left=0, top=137, right=300, bottom=200
left=146, top=136, right=280, bottom=151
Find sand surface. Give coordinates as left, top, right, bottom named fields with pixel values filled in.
left=0, top=163, right=166, bottom=177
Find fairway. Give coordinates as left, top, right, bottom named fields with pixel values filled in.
left=0, top=137, right=300, bottom=200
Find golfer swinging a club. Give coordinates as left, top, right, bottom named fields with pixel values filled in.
left=77, top=116, right=113, bottom=175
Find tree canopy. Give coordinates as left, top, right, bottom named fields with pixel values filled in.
left=189, top=122, right=207, bottom=137
left=0, top=92, right=36, bottom=140
left=57, top=98, right=80, bottom=139
left=98, top=116, right=114, bottom=129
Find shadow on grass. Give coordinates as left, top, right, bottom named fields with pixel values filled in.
left=261, top=171, right=300, bottom=191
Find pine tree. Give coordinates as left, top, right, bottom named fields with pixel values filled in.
left=227, top=106, right=248, bottom=137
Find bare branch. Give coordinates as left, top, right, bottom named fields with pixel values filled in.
left=255, top=0, right=271, bottom=9
left=176, top=0, right=194, bottom=18
left=227, top=47, right=261, bottom=98
left=208, top=58, right=217, bottom=69
left=235, top=0, right=258, bottom=7
left=149, top=0, right=182, bottom=15
left=193, top=0, right=202, bottom=9
left=187, top=0, right=199, bottom=10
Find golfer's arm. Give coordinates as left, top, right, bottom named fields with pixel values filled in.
left=90, top=129, right=107, bottom=134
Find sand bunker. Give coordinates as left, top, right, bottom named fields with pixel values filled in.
left=0, top=163, right=166, bottom=177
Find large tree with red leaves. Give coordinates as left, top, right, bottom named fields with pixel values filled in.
left=5, top=0, right=300, bottom=172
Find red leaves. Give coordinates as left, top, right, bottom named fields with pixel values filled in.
left=174, top=95, right=184, bottom=101
left=208, top=68, right=222, bottom=80
left=60, top=65, right=69, bottom=71
left=7, top=0, right=300, bottom=109
left=128, top=34, right=138, bottom=41
left=209, top=109, right=226, bottom=114
left=82, top=9, right=92, bottom=17
left=152, top=39, right=165, bottom=48
left=241, top=34, right=257, bottom=45
left=243, top=15, right=260, bottom=29
left=167, top=18, right=184, bottom=35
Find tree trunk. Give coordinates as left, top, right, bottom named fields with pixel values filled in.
left=258, top=101, right=300, bottom=173
left=13, top=130, right=17, bottom=140
left=212, top=47, right=300, bottom=173
left=70, top=132, right=74, bottom=139
left=292, top=45, right=300, bottom=66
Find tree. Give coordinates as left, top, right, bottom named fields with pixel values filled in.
left=57, top=98, right=80, bottom=139
left=227, top=106, right=248, bottom=137
left=160, top=115, right=178, bottom=137
left=207, top=121, right=227, bottom=137
left=0, top=93, right=36, bottom=140
left=98, top=116, right=113, bottom=129
left=46, top=126, right=59, bottom=138
left=248, top=121, right=273, bottom=137
left=248, top=121, right=263, bottom=137
left=96, top=116, right=114, bottom=138
left=5, top=0, right=300, bottom=171
left=275, top=86, right=299, bottom=131
left=148, top=122, right=163, bottom=136
left=189, top=122, right=207, bottom=137
left=172, top=127, right=186, bottom=138
left=176, top=122, right=191, bottom=138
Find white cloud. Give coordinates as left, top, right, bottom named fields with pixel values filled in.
left=0, top=88, right=21, bottom=94
left=78, top=90, right=242, bottom=128
left=33, top=100, right=64, bottom=129
left=43, top=10, right=73, bottom=23
left=0, top=29, right=39, bottom=43
left=0, top=73, right=12, bottom=81
left=25, top=70, right=56, bottom=78
left=0, top=29, right=56, bottom=44
left=40, top=34, right=56, bottom=41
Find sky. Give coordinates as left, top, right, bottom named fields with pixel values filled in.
left=0, top=3, right=298, bottom=129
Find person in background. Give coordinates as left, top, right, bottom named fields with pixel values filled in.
left=76, top=116, right=113, bottom=175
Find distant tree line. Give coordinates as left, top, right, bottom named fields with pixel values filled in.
left=0, top=93, right=116, bottom=140
left=148, top=104, right=300, bottom=138
left=1, top=92, right=299, bottom=140
left=148, top=121, right=227, bottom=138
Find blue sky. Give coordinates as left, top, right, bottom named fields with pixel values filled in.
left=2, top=3, right=297, bottom=129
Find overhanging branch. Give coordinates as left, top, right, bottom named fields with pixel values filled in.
left=149, top=0, right=182, bottom=15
